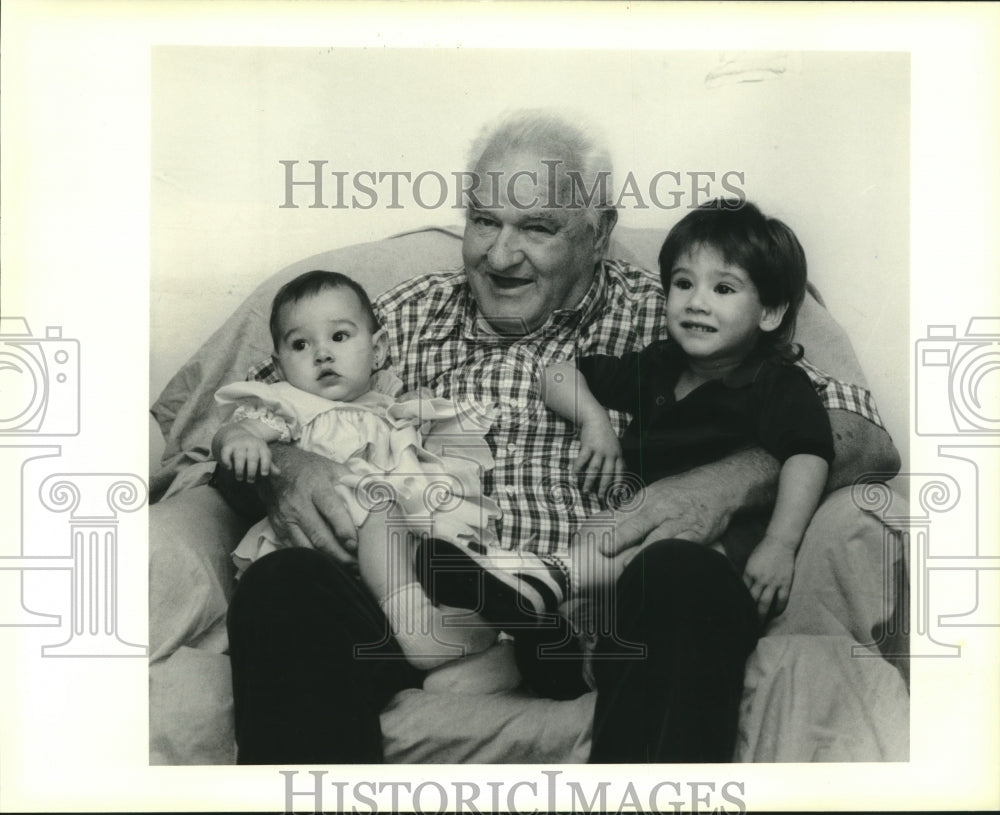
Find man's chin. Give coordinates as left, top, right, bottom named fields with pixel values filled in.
left=478, top=306, right=537, bottom=335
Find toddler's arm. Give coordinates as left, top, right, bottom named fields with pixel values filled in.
left=743, top=453, right=829, bottom=620
left=541, top=361, right=624, bottom=495
left=212, top=417, right=283, bottom=484
left=358, top=524, right=497, bottom=671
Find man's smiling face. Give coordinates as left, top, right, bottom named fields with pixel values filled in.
left=461, top=150, right=605, bottom=335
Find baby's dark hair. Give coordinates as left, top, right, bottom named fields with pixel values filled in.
left=269, top=270, right=379, bottom=348
left=658, top=199, right=807, bottom=360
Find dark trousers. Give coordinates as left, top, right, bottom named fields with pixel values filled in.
left=228, top=540, right=758, bottom=764
left=227, top=548, right=423, bottom=764
left=590, top=539, right=760, bottom=763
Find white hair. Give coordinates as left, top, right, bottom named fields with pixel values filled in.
left=467, top=108, right=616, bottom=229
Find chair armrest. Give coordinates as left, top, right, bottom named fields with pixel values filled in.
left=766, top=486, right=905, bottom=649
left=149, top=484, right=251, bottom=663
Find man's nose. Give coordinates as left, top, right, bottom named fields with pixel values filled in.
left=486, top=225, right=524, bottom=270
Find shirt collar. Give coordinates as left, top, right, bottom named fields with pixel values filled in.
left=720, top=345, right=770, bottom=388
left=658, top=340, right=770, bottom=389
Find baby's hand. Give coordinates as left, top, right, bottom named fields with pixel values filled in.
left=742, top=538, right=797, bottom=622
left=216, top=427, right=279, bottom=483
left=575, top=420, right=624, bottom=497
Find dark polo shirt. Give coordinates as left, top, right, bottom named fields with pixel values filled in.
left=577, top=340, right=835, bottom=486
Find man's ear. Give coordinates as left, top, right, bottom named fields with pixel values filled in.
left=371, top=328, right=389, bottom=370
left=759, top=302, right=789, bottom=334
left=593, top=208, right=618, bottom=259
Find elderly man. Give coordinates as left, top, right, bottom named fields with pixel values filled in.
left=223, top=110, right=899, bottom=764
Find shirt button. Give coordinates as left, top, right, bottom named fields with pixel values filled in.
left=505, top=487, right=516, bottom=498
left=655, top=395, right=666, bottom=405
left=507, top=443, right=517, bottom=453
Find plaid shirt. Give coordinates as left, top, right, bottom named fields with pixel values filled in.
left=250, top=259, right=884, bottom=555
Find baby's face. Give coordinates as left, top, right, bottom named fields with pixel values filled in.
left=273, top=287, right=385, bottom=402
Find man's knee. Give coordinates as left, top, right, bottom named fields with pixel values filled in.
left=621, top=538, right=738, bottom=594
left=233, top=548, right=341, bottom=604
left=149, top=485, right=248, bottom=662
left=618, top=539, right=757, bottom=637
left=229, top=548, right=360, bottom=632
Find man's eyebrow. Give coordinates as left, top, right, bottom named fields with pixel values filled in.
left=521, top=210, right=560, bottom=222
left=468, top=204, right=563, bottom=223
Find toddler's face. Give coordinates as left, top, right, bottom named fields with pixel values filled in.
left=273, top=287, right=385, bottom=402
left=665, top=244, right=785, bottom=369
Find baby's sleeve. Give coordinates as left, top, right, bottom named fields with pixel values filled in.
left=215, top=381, right=300, bottom=441
left=231, top=403, right=294, bottom=442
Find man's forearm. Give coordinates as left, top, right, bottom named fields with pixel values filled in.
left=826, top=410, right=901, bottom=491
left=210, top=442, right=316, bottom=521
left=614, top=446, right=780, bottom=550
left=209, top=453, right=267, bottom=520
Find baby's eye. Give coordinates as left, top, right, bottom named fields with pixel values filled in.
left=332, top=331, right=349, bottom=342
left=715, top=283, right=735, bottom=294
left=291, top=339, right=307, bottom=351
left=671, top=278, right=692, bottom=290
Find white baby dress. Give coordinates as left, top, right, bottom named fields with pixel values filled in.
left=215, top=373, right=500, bottom=571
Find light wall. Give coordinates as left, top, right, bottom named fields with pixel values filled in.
left=152, top=48, right=909, bottom=469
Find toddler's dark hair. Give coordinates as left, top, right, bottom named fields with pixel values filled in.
left=657, top=199, right=807, bottom=360
left=269, top=270, right=380, bottom=348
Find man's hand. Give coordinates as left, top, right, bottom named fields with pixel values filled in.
left=575, top=420, right=624, bottom=496
left=215, top=426, right=280, bottom=484
left=742, top=538, right=796, bottom=620
left=605, top=447, right=781, bottom=559
left=258, top=445, right=359, bottom=564
left=567, top=512, right=631, bottom=596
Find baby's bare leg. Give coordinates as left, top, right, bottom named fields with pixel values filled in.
left=357, top=514, right=497, bottom=671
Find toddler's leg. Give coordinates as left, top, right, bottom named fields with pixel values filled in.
left=415, top=537, right=588, bottom=699
left=414, top=537, right=569, bottom=626
left=359, top=518, right=498, bottom=670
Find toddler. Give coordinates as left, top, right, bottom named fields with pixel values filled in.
left=542, top=199, right=835, bottom=620
left=212, top=270, right=504, bottom=670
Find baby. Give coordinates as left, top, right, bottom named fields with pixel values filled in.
left=543, top=199, right=835, bottom=620
left=212, top=270, right=503, bottom=670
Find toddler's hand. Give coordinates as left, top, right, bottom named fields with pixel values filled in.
left=575, top=421, right=624, bottom=497
left=217, top=428, right=280, bottom=483
left=742, top=538, right=796, bottom=622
